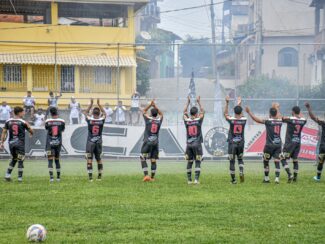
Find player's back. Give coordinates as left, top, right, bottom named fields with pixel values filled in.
left=283, top=117, right=307, bottom=144
left=45, top=118, right=65, bottom=145
left=5, top=118, right=28, bottom=145
left=86, top=116, right=105, bottom=143
left=265, top=119, right=283, bottom=146
left=143, top=116, right=163, bottom=143
left=226, top=116, right=247, bottom=144
left=184, top=116, right=203, bottom=144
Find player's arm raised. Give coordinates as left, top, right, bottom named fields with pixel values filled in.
left=245, top=106, right=265, bottom=124
left=197, top=96, right=205, bottom=119
left=97, top=99, right=106, bottom=118
left=0, top=128, right=7, bottom=149
left=84, top=98, right=93, bottom=117
left=305, top=102, right=322, bottom=123
left=183, top=96, right=190, bottom=118
left=142, top=100, right=153, bottom=118
left=224, top=96, right=230, bottom=120
left=152, top=101, right=163, bottom=119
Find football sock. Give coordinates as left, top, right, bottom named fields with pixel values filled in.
left=151, top=161, right=157, bottom=178
left=187, top=161, right=193, bottom=181
left=238, top=159, right=244, bottom=176
left=97, top=162, right=103, bottom=179
left=317, top=160, right=324, bottom=178
left=18, top=160, right=24, bottom=178
left=87, top=163, right=93, bottom=180
left=6, top=159, right=17, bottom=175
left=141, top=160, right=148, bottom=176
left=55, top=159, right=61, bottom=179
left=263, top=160, right=270, bottom=177
left=281, top=159, right=292, bottom=176
left=275, top=160, right=281, bottom=178
left=48, top=159, right=54, bottom=179
left=230, top=159, right=236, bottom=180
left=293, top=161, right=299, bottom=179
left=195, top=160, right=201, bottom=181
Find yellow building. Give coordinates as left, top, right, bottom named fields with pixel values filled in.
left=0, top=0, right=148, bottom=107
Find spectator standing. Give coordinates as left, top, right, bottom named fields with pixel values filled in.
left=104, top=103, right=113, bottom=124
left=130, top=91, right=141, bottom=125
left=0, top=101, right=12, bottom=124
left=45, top=91, right=62, bottom=119
left=69, top=97, right=81, bottom=124
left=114, top=101, right=127, bottom=125
left=23, top=91, right=36, bottom=117
left=33, top=109, right=45, bottom=127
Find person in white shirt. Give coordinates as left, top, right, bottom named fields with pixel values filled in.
left=45, top=91, right=62, bottom=120
left=114, top=101, right=127, bottom=125
left=23, top=91, right=36, bottom=117
left=104, top=103, right=113, bottom=124
left=0, top=101, right=12, bottom=124
left=68, top=97, right=81, bottom=124
left=130, top=91, right=141, bottom=125
left=33, top=109, right=45, bottom=127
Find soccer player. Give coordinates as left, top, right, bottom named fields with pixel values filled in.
left=224, top=96, right=247, bottom=184
left=45, top=107, right=65, bottom=183
left=305, top=102, right=325, bottom=181
left=246, top=106, right=283, bottom=183
left=280, top=106, right=307, bottom=183
left=140, top=100, right=163, bottom=182
left=0, top=106, right=33, bottom=182
left=184, top=96, right=204, bottom=185
left=84, top=98, right=106, bottom=182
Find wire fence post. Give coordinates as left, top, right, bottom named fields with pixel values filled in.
left=117, top=43, right=120, bottom=122
left=176, top=43, right=180, bottom=153
left=54, top=42, right=58, bottom=93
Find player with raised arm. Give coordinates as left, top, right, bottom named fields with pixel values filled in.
left=184, top=96, right=205, bottom=185
left=0, top=106, right=33, bottom=182
left=246, top=106, right=283, bottom=183
left=84, top=99, right=106, bottom=182
left=305, top=102, right=325, bottom=181
left=224, top=96, right=247, bottom=184
left=281, top=106, right=307, bottom=183
left=45, top=107, right=65, bottom=183
left=140, top=100, right=163, bottom=182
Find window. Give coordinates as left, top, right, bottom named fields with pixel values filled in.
left=278, top=47, right=298, bottom=67
left=61, top=66, right=75, bottom=92
left=94, top=67, right=112, bottom=84
left=3, top=65, right=22, bottom=83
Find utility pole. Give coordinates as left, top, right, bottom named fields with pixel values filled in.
left=210, top=0, right=217, bottom=80
left=255, top=0, right=263, bottom=77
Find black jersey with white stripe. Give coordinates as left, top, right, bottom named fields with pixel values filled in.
left=45, top=118, right=65, bottom=146
left=264, top=119, right=283, bottom=146
left=283, top=117, right=307, bottom=144
left=4, top=118, right=29, bottom=145
left=184, top=116, right=204, bottom=144
left=226, top=117, right=247, bottom=143
left=143, top=115, right=163, bottom=143
left=86, top=116, right=105, bottom=143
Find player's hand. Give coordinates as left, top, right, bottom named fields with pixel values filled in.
left=187, top=96, right=190, bottom=103
left=90, top=98, right=94, bottom=104
left=305, top=102, right=310, bottom=109
left=237, top=96, right=242, bottom=105
left=0, top=143, right=4, bottom=150
left=245, top=106, right=251, bottom=113
left=225, top=96, right=230, bottom=103
left=272, top=102, right=280, bottom=110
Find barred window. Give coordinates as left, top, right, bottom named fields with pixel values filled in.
left=94, top=67, right=112, bottom=84
left=61, top=66, right=75, bottom=92
left=278, top=47, right=298, bottom=67
left=3, top=64, right=22, bottom=82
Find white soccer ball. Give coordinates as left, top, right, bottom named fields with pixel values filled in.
left=26, top=224, right=47, bottom=242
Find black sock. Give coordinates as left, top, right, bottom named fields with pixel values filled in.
left=293, top=161, right=299, bottom=179
left=141, top=160, right=148, bottom=176
left=87, top=163, right=93, bottom=180
left=195, top=160, right=201, bottom=181
left=18, top=160, right=24, bottom=178
left=48, top=159, right=54, bottom=179
left=230, top=159, right=236, bottom=180
left=98, top=163, right=103, bottom=179
left=263, top=160, right=270, bottom=177
left=151, top=162, right=157, bottom=178
left=187, top=161, right=193, bottom=181
left=55, top=159, right=61, bottom=179
left=7, top=159, right=17, bottom=175
left=317, top=161, right=324, bottom=178
left=238, top=159, right=244, bottom=176
left=281, top=159, right=291, bottom=176
left=275, top=160, right=280, bottom=178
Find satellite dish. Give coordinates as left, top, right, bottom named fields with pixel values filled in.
left=140, top=31, right=152, bottom=40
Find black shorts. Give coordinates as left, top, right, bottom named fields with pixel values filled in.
left=263, top=144, right=281, bottom=161
left=185, top=143, right=203, bottom=161
left=131, top=107, right=139, bottom=113
left=9, top=144, right=25, bottom=160
left=141, top=141, right=159, bottom=160
left=86, top=141, right=102, bottom=160
left=282, top=143, right=300, bottom=160
left=46, top=143, right=61, bottom=158
left=228, top=142, right=244, bottom=159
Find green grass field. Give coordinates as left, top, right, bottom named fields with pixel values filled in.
left=0, top=160, right=325, bottom=243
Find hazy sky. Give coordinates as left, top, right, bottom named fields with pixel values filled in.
left=158, top=0, right=222, bottom=40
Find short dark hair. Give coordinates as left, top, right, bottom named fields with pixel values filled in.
left=190, top=106, right=198, bottom=116
left=14, top=106, right=24, bottom=115
left=27, top=91, right=31, bottom=93
left=269, top=107, right=277, bottom=117
left=292, top=106, right=300, bottom=115
left=49, top=91, right=53, bottom=96
left=151, top=108, right=158, bottom=117
left=234, top=105, right=243, bottom=115
left=50, top=107, right=58, bottom=116
left=93, top=107, right=100, bottom=116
